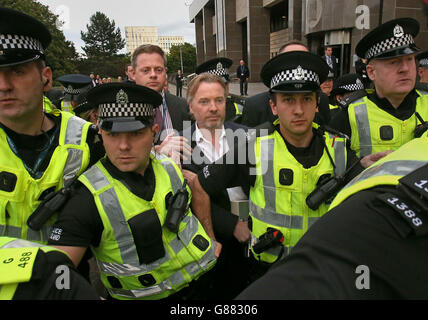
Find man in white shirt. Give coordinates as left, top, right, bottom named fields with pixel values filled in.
left=180, top=73, right=251, bottom=299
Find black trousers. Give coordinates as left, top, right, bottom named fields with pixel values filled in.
left=239, top=80, right=248, bottom=95
left=176, top=85, right=182, bottom=97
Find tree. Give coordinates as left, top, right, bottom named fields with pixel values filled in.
left=0, top=0, right=79, bottom=80
left=81, top=12, right=125, bottom=59
left=167, top=43, right=197, bottom=74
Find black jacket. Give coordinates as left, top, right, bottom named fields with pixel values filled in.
left=164, top=91, right=192, bottom=132
left=179, top=121, right=249, bottom=241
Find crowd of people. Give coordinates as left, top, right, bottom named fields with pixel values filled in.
left=1, top=5, right=428, bottom=302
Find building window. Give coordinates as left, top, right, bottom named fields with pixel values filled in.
left=270, top=1, right=288, bottom=33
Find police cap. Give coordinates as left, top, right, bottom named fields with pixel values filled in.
left=87, top=83, right=162, bottom=133
left=261, top=51, right=330, bottom=93
left=196, top=57, right=233, bottom=83
left=74, top=91, right=95, bottom=116
left=416, top=51, right=428, bottom=68
left=0, top=7, right=51, bottom=68
left=57, top=74, right=93, bottom=97
left=355, top=18, right=420, bottom=61
left=331, top=73, right=365, bottom=96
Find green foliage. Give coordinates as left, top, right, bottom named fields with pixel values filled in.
left=0, top=0, right=79, bottom=80
left=167, top=43, right=196, bottom=74
left=75, top=54, right=130, bottom=79
left=80, top=11, right=125, bottom=59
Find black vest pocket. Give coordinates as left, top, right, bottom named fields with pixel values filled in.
left=128, top=209, right=165, bottom=264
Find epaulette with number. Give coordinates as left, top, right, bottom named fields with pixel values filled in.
left=338, top=89, right=369, bottom=109
left=376, top=163, right=428, bottom=237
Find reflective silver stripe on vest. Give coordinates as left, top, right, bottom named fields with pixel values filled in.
left=84, top=165, right=110, bottom=191
left=0, top=238, right=44, bottom=249
left=107, top=270, right=185, bottom=299
left=184, top=243, right=216, bottom=276
left=158, top=158, right=182, bottom=193
left=353, top=102, right=372, bottom=157
left=62, top=116, right=87, bottom=187
left=63, top=149, right=84, bottom=187
left=64, top=116, right=86, bottom=145
left=250, top=201, right=303, bottom=230
left=346, top=160, right=427, bottom=189
left=99, top=188, right=140, bottom=266
left=0, top=225, right=21, bottom=238
left=27, top=225, right=51, bottom=243
left=331, top=135, right=346, bottom=176
left=97, top=250, right=170, bottom=277
left=260, top=138, right=276, bottom=212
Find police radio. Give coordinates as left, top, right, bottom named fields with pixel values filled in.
left=164, top=179, right=189, bottom=233
left=27, top=178, right=77, bottom=231
left=306, top=159, right=361, bottom=211
left=414, top=112, right=428, bottom=138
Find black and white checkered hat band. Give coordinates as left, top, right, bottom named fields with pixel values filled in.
left=419, top=58, right=428, bottom=67
left=98, top=103, right=155, bottom=118
left=0, top=34, right=44, bottom=53
left=339, top=83, right=365, bottom=91
left=207, top=68, right=229, bottom=77
left=64, top=88, right=84, bottom=95
left=270, top=69, right=320, bottom=88
left=365, top=33, right=414, bottom=60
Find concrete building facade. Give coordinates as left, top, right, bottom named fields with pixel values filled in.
left=125, top=26, right=185, bottom=55
left=189, top=0, right=428, bottom=82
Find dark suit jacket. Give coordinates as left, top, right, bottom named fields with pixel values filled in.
left=236, top=65, right=250, bottom=80
left=322, top=55, right=338, bottom=78
left=164, top=91, right=192, bottom=132
left=241, top=91, right=276, bottom=128
left=180, top=121, right=249, bottom=242
left=241, top=91, right=331, bottom=127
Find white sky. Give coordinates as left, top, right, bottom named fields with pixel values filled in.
left=36, top=0, right=196, bottom=54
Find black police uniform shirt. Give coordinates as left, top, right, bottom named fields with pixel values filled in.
left=236, top=185, right=428, bottom=299
left=12, top=249, right=99, bottom=300
left=329, top=89, right=419, bottom=138
left=198, top=124, right=364, bottom=197
left=0, top=113, right=105, bottom=173
left=48, top=157, right=156, bottom=248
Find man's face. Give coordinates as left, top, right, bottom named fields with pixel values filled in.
left=325, top=47, right=333, bottom=56
left=270, top=92, right=317, bottom=138
left=100, top=125, right=158, bottom=175
left=418, top=67, right=428, bottom=84
left=132, top=53, right=167, bottom=93
left=240, top=60, right=244, bottom=66
left=320, top=79, right=333, bottom=96
left=367, top=54, right=417, bottom=98
left=189, top=82, right=226, bottom=131
left=0, top=61, right=52, bottom=122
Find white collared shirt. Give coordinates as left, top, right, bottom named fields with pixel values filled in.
left=194, top=123, right=247, bottom=201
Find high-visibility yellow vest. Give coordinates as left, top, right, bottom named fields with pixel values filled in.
left=330, top=135, right=428, bottom=210
left=43, top=96, right=54, bottom=113
left=234, top=102, right=243, bottom=115
left=348, top=89, right=428, bottom=157
left=0, top=111, right=91, bottom=243
left=0, top=236, right=69, bottom=300
left=78, top=153, right=217, bottom=300
left=249, top=122, right=348, bottom=263
left=61, top=100, right=75, bottom=115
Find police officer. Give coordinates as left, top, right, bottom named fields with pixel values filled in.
left=56, top=74, right=93, bottom=115
left=0, top=8, right=103, bottom=243
left=195, top=58, right=244, bottom=123
left=0, top=236, right=99, bottom=300
left=329, top=73, right=365, bottom=121
left=237, top=134, right=428, bottom=299
left=48, top=82, right=220, bottom=300
left=184, top=51, right=389, bottom=283
left=416, top=51, right=428, bottom=84
left=330, top=18, right=428, bottom=158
